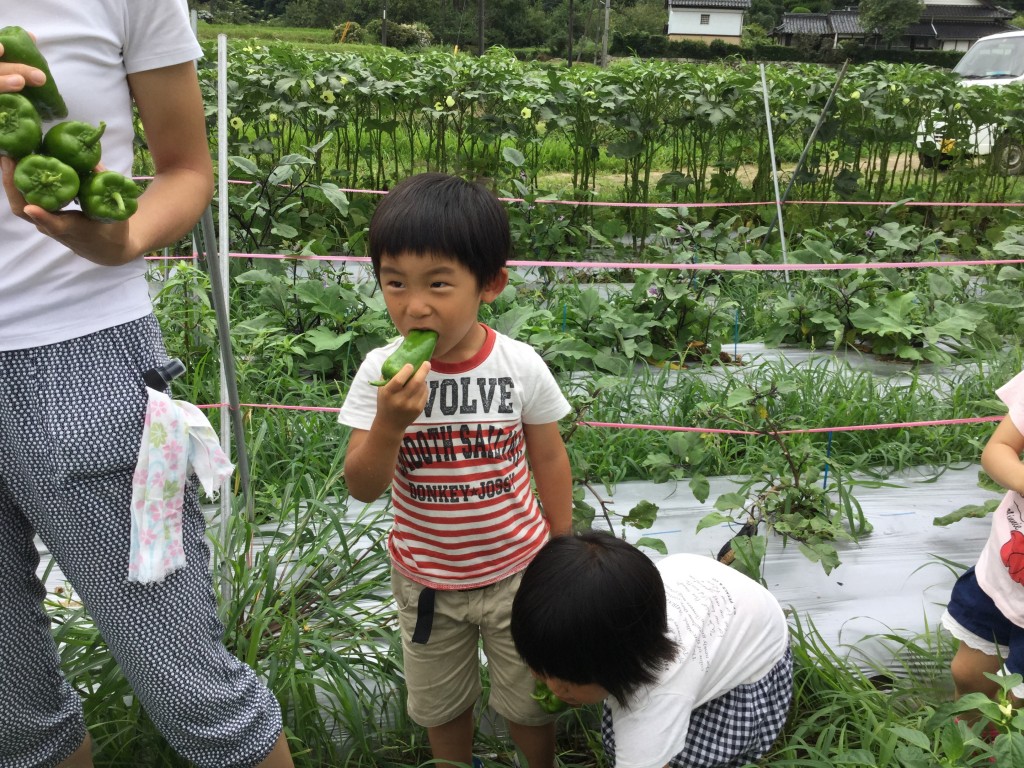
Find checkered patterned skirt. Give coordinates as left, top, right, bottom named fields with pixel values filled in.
left=602, top=646, right=793, bottom=768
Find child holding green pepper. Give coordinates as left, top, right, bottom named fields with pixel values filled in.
left=0, top=5, right=293, bottom=768
left=338, top=172, right=574, bottom=768
left=511, top=532, right=794, bottom=768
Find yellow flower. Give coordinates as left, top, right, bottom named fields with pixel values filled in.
left=999, top=701, right=1013, bottom=718
left=849, top=89, right=861, bottom=100
left=454, top=45, right=460, bottom=55
left=521, top=106, right=532, bottom=119
left=434, top=101, right=444, bottom=111
left=268, top=113, right=278, bottom=122
left=321, top=90, right=336, bottom=104
left=340, top=76, right=349, bottom=85
left=757, top=406, right=768, bottom=420
left=584, top=90, right=596, bottom=98
left=230, top=116, right=243, bottom=130
left=902, top=97, right=910, bottom=105
left=445, top=95, right=456, bottom=108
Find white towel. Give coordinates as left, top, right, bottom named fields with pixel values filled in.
left=128, top=387, right=234, bottom=583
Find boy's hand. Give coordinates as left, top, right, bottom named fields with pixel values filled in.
left=374, top=361, right=431, bottom=432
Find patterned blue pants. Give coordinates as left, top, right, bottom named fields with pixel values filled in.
left=0, top=316, right=282, bottom=768
left=603, top=646, right=794, bottom=768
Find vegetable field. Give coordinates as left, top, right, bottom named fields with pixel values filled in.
left=63, top=40, right=1024, bottom=765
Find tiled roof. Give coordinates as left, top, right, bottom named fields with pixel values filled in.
left=829, top=10, right=864, bottom=35
left=931, top=20, right=1021, bottom=37
left=775, top=6, right=1016, bottom=38
left=775, top=13, right=830, bottom=34
left=668, top=0, right=751, bottom=8
left=920, top=4, right=1014, bottom=20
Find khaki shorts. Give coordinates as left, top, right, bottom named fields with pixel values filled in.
left=392, top=567, right=555, bottom=728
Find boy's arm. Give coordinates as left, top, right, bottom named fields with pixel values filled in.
left=981, top=415, right=1024, bottom=495
left=343, top=362, right=430, bottom=502
left=524, top=421, right=573, bottom=537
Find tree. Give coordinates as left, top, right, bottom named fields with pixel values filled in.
left=857, top=0, right=921, bottom=47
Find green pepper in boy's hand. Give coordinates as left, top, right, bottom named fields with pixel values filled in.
left=531, top=679, right=569, bottom=714
left=78, top=170, right=140, bottom=222
left=371, top=329, right=438, bottom=387
left=13, top=153, right=78, bottom=211
left=42, top=120, right=105, bottom=174
left=0, top=93, right=42, bottom=159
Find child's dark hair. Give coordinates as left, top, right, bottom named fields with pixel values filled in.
left=368, top=172, right=510, bottom=287
left=511, top=531, right=679, bottom=707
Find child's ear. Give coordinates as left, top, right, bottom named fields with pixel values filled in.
left=480, top=268, right=509, bottom=304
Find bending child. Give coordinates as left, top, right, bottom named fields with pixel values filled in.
left=943, top=369, right=1024, bottom=708
left=338, top=172, right=573, bottom=768
left=511, top=532, right=793, bottom=768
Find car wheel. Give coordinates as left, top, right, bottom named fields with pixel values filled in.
left=991, top=133, right=1024, bottom=176
left=918, top=150, right=936, bottom=169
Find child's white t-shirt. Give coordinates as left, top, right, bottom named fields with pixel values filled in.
left=609, top=554, right=790, bottom=768
left=974, top=370, right=1024, bottom=625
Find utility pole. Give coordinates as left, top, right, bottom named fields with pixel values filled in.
left=478, top=0, right=485, bottom=55
left=567, top=0, right=574, bottom=67
left=601, top=0, right=611, bottom=67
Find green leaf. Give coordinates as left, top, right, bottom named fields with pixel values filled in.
left=689, top=474, right=710, bottom=504
left=696, top=511, right=734, bottom=533
left=635, top=536, right=668, bottom=555
left=624, top=500, right=659, bottom=530
left=502, top=147, right=526, bottom=166
left=726, top=385, right=756, bottom=408
left=305, top=327, right=354, bottom=352
left=889, top=725, right=931, bottom=750
left=714, top=492, right=747, bottom=511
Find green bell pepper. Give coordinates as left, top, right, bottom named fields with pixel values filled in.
left=0, top=93, right=42, bottom=158
left=13, top=153, right=79, bottom=211
left=371, top=329, right=439, bottom=387
left=42, top=120, right=105, bottom=174
left=0, top=26, right=68, bottom=121
left=531, top=680, right=569, bottom=714
left=77, top=170, right=140, bottom=222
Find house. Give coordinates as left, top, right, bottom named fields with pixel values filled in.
left=666, top=0, right=752, bottom=45
left=773, top=1, right=1016, bottom=51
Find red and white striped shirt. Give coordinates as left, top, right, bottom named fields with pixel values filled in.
left=338, top=325, right=571, bottom=588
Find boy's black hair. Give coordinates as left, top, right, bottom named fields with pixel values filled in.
left=368, top=172, right=510, bottom=286
left=511, top=531, right=679, bottom=708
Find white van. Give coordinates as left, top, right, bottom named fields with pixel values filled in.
left=917, top=29, right=1024, bottom=174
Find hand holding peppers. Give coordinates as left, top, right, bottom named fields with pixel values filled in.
left=1, top=25, right=139, bottom=221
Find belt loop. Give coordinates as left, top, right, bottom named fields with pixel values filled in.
left=411, top=587, right=436, bottom=645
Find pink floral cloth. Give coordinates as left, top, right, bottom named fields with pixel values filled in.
left=128, top=387, right=234, bottom=583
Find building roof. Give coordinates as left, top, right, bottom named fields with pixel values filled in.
left=668, top=0, right=751, bottom=9
left=829, top=10, right=864, bottom=35
left=919, top=4, right=1014, bottom=20
left=775, top=4, right=1016, bottom=38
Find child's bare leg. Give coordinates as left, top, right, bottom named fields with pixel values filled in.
left=427, top=705, right=475, bottom=767
left=56, top=733, right=93, bottom=768
left=951, top=643, right=1003, bottom=699
left=508, top=720, right=555, bottom=768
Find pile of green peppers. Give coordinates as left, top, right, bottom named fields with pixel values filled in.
left=0, top=26, right=139, bottom=220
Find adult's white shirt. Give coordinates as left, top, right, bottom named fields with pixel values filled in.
left=0, top=0, right=202, bottom=350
